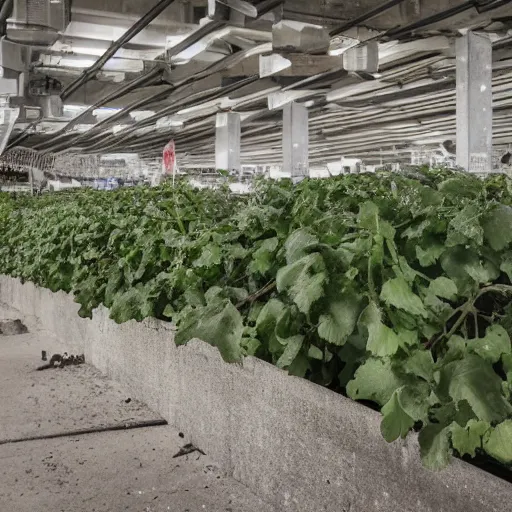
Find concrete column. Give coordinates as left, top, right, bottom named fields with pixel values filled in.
left=456, top=31, right=493, bottom=173
left=282, top=102, right=309, bottom=177
left=215, top=112, right=240, bottom=172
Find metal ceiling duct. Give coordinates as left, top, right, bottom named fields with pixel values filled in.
left=6, top=0, right=70, bottom=46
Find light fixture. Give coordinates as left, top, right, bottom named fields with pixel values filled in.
left=59, top=57, right=96, bottom=68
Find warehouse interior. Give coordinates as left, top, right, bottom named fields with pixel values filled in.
left=0, top=0, right=511, bottom=180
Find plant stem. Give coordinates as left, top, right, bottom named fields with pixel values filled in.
left=236, top=281, right=277, bottom=309
left=426, top=283, right=512, bottom=348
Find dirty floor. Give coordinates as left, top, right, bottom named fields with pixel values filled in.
left=0, top=311, right=275, bottom=512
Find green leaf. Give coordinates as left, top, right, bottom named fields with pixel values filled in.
left=401, top=349, right=435, bottom=382
left=403, top=219, right=431, bottom=240
left=380, top=277, right=428, bottom=317
left=110, top=287, right=148, bottom=323
left=431, top=400, right=477, bottom=427
left=446, top=205, right=483, bottom=247
left=308, top=345, right=323, bottom=360
left=446, top=335, right=467, bottom=359
left=276, top=253, right=323, bottom=291
left=184, top=288, right=206, bottom=307
left=467, top=325, right=511, bottom=364
left=500, top=254, right=512, bottom=282
left=347, top=357, right=407, bottom=406
left=276, top=253, right=326, bottom=314
left=227, top=243, right=248, bottom=260
left=396, top=327, right=419, bottom=347
left=274, top=306, right=301, bottom=342
left=241, top=338, right=261, bottom=356
left=419, top=424, right=452, bottom=470
left=503, top=353, right=512, bottom=374
left=380, top=390, right=415, bottom=443
left=398, top=384, right=430, bottom=422
left=134, top=248, right=154, bottom=281
left=465, top=260, right=498, bottom=285
left=483, top=420, right=512, bottom=464
left=396, top=256, right=418, bottom=283
left=416, top=244, right=445, bottom=267
left=175, top=301, right=243, bottom=363
left=276, top=335, right=304, bottom=369
left=317, top=290, right=361, bottom=346
left=256, top=299, right=285, bottom=338
left=193, top=244, right=222, bottom=268
left=429, top=277, right=458, bottom=301
left=441, top=246, right=497, bottom=293
left=291, top=272, right=327, bottom=314
left=249, top=237, right=279, bottom=274
left=450, top=420, right=490, bottom=457
left=482, top=205, right=512, bottom=251
left=162, top=304, right=174, bottom=318
left=362, top=304, right=402, bottom=357
left=438, top=354, right=512, bottom=423
left=357, top=201, right=380, bottom=232
left=288, top=351, right=310, bottom=378
left=104, top=266, right=123, bottom=307
left=284, top=229, right=318, bottom=264
left=423, top=291, right=453, bottom=320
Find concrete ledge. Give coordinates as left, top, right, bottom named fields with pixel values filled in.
left=1, top=275, right=511, bottom=512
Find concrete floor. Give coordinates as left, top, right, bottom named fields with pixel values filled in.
left=0, top=329, right=164, bottom=442
left=0, top=312, right=275, bottom=512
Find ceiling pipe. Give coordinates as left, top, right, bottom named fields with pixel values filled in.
left=60, top=0, right=177, bottom=101
left=166, top=0, right=281, bottom=60
left=329, top=0, right=408, bottom=37
left=0, top=0, right=13, bottom=27
left=32, top=66, right=164, bottom=151
left=43, top=39, right=273, bottom=152
left=383, top=1, right=476, bottom=39
left=15, top=0, right=282, bottom=153
left=38, top=87, right=174, bottom=153
left=87, top=75, right=259, bottom=152
left=166, top=20, right=226, bottom=60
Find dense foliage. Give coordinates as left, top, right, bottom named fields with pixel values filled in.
left=1, top=169, right=512, bottom=471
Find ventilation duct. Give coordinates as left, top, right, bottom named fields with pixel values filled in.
left=6, top=0, right=70, bottom=46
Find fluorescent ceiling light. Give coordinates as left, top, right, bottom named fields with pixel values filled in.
left=64, top=104, right=89, bottom=112
left=129, top=110, right=155, bottom=122
left=112, top=124, right=130, bottom=134
left=60, top=57, right=96, bottom=68
left=93, top=107, right=121, bottom=115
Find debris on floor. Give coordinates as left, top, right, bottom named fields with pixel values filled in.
left=0, top=319, right=28, bottom=335
left=36, top=352, right=85, bottom=371
left=173, top=443, right=206, bottom=459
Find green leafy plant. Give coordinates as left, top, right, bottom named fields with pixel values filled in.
left=1, top=169, right=512, bottom=472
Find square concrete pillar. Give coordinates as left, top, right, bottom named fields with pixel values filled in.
left=215, top=112, right=241, bottom=172
left=456, top=32, right=493, bottom=173
left=343, top=42, right=379, bottom=73
left=283, top=102, right=309, bottom=177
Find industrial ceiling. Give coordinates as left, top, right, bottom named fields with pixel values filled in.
left=1, top=0, right=512, bottom=169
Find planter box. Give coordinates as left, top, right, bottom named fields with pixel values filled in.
left=0, top=275, right=510, bottom=511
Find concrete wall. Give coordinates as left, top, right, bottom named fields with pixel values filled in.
left=1, top=275, right=510, bottom=512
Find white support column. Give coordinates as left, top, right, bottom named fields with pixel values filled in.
left=282, top=101, right=309, bottom=178
left=215, top=112, right=241, bottom=172
left=456, top=31, right=493, bottom=173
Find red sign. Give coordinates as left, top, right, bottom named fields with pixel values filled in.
left=162, top=140, right=176, bottom=174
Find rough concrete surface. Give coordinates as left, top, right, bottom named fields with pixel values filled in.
left=0, top=301, right=274, bottom=512
left=0, top=328, right=163, bottom=442
left=1, top=276, right=512, bottom=512
left=0, top=426, right=274, bottom=512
